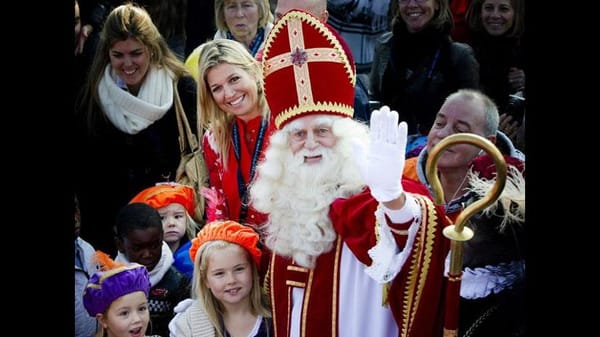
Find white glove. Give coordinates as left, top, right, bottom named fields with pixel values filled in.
left=353, top=106, right=407, bottom=202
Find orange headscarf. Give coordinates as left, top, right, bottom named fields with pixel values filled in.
left=130, top=183, right=196, bottom=216
left=189, top=220, right=261, bottom=266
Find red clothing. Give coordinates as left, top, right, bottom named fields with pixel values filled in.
left=202, top=115, right=276, bottom=227
left=266, top=180, right=451, bottom=337
left=450, top=0, right=471, bottom=43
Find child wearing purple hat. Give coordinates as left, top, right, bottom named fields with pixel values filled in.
left=83, top=260, right=155, bottom=337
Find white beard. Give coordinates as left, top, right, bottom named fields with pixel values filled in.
left=250, top=117, right=368, bottom=268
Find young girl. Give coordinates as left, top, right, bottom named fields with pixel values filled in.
left=82, top=256, right=154, bottom=337
left=169, top=220, right=272, bottom=337
left=130, top=182, right=201, bottom=278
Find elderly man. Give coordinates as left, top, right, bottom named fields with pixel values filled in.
left=250, top=10, right=452, bottom=337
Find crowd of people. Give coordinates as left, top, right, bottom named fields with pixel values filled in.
left=73, top=1, right=526, bottom=337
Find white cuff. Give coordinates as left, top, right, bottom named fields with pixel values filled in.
left=365, top=196, right=422, bottom=283
left=381, top=194, right=420, bottom=224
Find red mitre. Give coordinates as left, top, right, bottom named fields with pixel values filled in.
left=262, top=9, right=356, bottom=129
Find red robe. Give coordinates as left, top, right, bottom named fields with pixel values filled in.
left=266, top=179, right=451, bottom=337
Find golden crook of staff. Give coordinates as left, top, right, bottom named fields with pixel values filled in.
left=426, top=133, right=507, bottom=278
left=426, top=133, right=507, bottom=337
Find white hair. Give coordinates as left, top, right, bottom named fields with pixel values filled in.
left=250, top=116, right=369, bottom=268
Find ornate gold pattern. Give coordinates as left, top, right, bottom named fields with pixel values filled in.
left=400, top=194, right=438, bottom=337
left=267, top=255, right=277, bottom=335
left=286, top=280, right=306, bottom=287
left=262, top=9, right=357, bottom=129
left=287, top=265, right=309, bottom=272
left=274, top=101, right=354, bottom=129
left=447, top=275, right=462, bottom=282
left=331, top=237, right=342, bottom=337
left=373, top=205, right=393, bottom=306
left=299, top=236, right=342, bottom=337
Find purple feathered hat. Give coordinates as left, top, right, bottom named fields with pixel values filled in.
left=82, top=263, right=151, bottom=316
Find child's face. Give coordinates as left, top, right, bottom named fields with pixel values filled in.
left=157, top=203, right=187, bottom=246
left=118, top=227, right=163, bottom=271
left=205, top=244, right=254, bottom=307
left=100, top=291, right=149, bottom=337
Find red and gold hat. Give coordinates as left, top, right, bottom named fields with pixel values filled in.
left=262, top=9, right=356, bottom=129
left=130, top=183, right=196, bottom=216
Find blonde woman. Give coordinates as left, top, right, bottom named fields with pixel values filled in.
left=195, top=39, right=276, bottom=229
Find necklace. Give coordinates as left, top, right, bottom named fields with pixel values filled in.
left=445, top=171, right=469, bottom=205
left=232, top=117, right=268, bottom=223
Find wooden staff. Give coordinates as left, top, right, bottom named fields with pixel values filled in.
left=425, top=133, right=507, bottom=337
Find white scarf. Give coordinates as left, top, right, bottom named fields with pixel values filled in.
left=115, top=241, right=174, bottom=287
left=98, top=65, right=174, bottom=134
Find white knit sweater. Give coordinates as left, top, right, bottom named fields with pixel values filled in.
left=169, top=300, right=215, bottom=337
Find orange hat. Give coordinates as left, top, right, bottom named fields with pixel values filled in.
left=189, top=220, right=262, bottom=266
left=130, top=183, right=196, bottom=216
left=262, top=9, right=356, bottom=129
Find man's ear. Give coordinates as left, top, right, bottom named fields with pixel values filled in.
left=487, top=134, right=497, bottom=144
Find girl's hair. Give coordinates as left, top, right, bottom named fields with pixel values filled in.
left=466, top=0, right=524, bottom=38
left=192, top=240, right=271, bottom=337
left=214, top=0, right=274, bottom=33
left=185, top=213, right=201, bottom=241
left=391, top=0, right=454, bottom=32
left=77, top=2, right=190, bottom=131
left=196, top=39, right=269, bottom=167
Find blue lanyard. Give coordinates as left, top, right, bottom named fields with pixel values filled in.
left=226, top=27, right=265, bottom=56
left=232, top=118, right=267, bottom=222
left=427, top=48, right=441, bottom=79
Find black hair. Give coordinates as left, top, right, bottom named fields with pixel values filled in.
left=114, top=202, right=163, bottom=239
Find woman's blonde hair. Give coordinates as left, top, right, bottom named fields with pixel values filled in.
left=196, top=39, right=268, bottom=167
